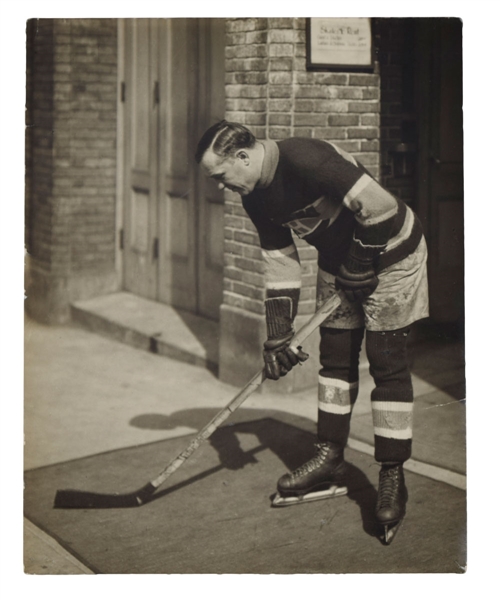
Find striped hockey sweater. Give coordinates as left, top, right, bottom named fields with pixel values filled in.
left=242, top=137, right=423, bottom=312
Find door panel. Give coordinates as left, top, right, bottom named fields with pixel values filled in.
left=123, top=19, right=158, bottom=299
left=157, top=18, right=198, bottom=311
left=130, top=190, right=150, bottom=254
left=131, top=20, right=151, bottom=172
left=166, top=20, right=191, bottom=183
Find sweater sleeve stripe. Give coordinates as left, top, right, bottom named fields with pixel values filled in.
left=360, top=203, right=398, bottom=226
left=343, top=176, right=398, bottom=227
left=378, top=212, right=423, bottom=271
left=385, top=205, right=414, bottom=252
left=343, top=173, right=372, bottom=209
left=262, top=245, right=298, bottom=258
left=266, top=280, right=302, bottom=290
left=353, top=218, right=395, bottom=248
left=262, top=244, right=301, bottom=290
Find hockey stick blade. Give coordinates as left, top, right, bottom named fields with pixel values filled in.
left=54, top=482, right=157, bottom=509
left=53, top=294, right=341, bottom=510
left=54, top=445, right=268, bottom=509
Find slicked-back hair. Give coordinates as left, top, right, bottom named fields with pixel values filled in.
left=195, top=120, right=256, bottom=164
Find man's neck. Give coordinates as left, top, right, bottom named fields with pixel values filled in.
left=253, top=141, right=266, bottom=181
left=256, top=139, right=279, bottom=189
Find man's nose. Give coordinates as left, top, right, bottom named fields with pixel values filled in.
left=218, top=182, right=225, bottom=191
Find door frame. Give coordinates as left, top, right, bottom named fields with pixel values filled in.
left=116, top=18, right=125, bottom=290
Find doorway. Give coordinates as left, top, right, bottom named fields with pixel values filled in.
left=120, top=18, right=225, bottom=321
left=415, top=19, right=464, bottom=324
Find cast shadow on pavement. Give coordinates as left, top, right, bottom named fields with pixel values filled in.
left=130, top=407, right=379, bottom=539
left=408, top=322, right=465, bottom=398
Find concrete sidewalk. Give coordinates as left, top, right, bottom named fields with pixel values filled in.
left=24, top=312, right=465, bottom=574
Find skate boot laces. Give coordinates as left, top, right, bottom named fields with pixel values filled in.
left=289, top=443, right=332, bottom=480
left=377, top=466, right=403, bottom=510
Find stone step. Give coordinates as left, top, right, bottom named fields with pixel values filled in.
left=71, top=292, right=219, bottom=372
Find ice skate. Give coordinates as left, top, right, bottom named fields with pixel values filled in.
left=375, top=463, right=407, bottom=544
left=271, top=441, right=348, bottom=507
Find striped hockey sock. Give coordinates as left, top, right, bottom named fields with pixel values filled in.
left=318, top=376, right=358, bottom=447
left=318, top=327, right=364, bottom=447
left=366, top=328, right=413, bottom=463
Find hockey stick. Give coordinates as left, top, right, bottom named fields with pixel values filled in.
left=53, top=293, right=341, bottom=509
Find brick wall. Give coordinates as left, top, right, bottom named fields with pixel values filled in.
left=25, top=19, right=119, bottom=323
left=220, top=17, right=381, bottom=389
left=224, top=17, right=381, bottom=320
left=26, top=19, right=56, bottom=272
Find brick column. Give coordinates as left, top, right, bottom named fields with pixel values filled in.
left=220, top=17, right=381, bottom=390
left=25, top=19, right=119, bottom=324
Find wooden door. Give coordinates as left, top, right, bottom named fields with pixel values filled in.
left=122, top=19, right=160, bottom=300
left=121, top=18, right=225, bottom=320
left=416, top=19, right=464, bottom=323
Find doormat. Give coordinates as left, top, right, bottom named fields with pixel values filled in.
left=24, top=417, right=466, bottom=574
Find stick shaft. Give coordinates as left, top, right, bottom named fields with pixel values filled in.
left=149, top=293, right=340, bottom=490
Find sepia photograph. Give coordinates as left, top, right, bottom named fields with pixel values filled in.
left=1, top=1, right=484, bottom=584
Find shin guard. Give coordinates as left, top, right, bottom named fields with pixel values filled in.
left=318, top=327, right=364, bottom=447
left=366, top=327, right=413, bottom=463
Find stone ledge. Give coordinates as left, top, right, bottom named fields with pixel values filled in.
left=71, top=292, right=219, bottom=372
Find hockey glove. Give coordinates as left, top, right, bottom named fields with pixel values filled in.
left=263, top=296, right=309, bottom=380
left=336, top=263, right=379, bottom=303
left=336, top=239, right=380, bottom=303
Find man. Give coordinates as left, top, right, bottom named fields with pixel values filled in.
left=196, top=120, right=428, bottom=543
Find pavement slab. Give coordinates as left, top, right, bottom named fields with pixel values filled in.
left=24, top=311, right=466, bottom=574
left=24, top=419, right=466, bottom=574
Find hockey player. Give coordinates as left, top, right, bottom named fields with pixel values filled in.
left=196, top=121, right=429, bottom=544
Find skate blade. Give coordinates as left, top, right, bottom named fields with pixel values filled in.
left=380, top=519, right=404, bottom=545
left=271, top=485, right=348, bottom=507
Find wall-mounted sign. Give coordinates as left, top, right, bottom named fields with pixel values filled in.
left=306, top=18, right=374, bottom=72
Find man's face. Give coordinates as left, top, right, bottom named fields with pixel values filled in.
left=201, top=148, right=259, bottom=196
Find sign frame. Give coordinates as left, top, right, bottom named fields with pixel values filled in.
left=306, top=18, right=375, bottom=72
